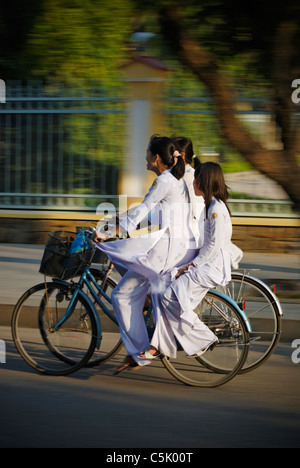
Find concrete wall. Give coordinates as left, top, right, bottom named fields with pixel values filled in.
left=232, top=222, right=300, bottom=254
left=0, top=213, right=299, bottom=254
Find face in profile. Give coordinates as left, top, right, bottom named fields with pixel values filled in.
left=193, top=178, right=204, bottom=198
left=146, top=147, right=158, bottom=173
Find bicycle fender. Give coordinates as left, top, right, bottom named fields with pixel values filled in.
left=233, top=273, right=283, bottom=317
left=208, top=288, right=252, bottom=333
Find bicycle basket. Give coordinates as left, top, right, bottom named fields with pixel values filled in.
left=39, top=231, right=96, bottom=280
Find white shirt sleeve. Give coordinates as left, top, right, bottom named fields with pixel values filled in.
left=193, top=202, right=228, bottom=268
left=119, top=175, right=169, bottom=234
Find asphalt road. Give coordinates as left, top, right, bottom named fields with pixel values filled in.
left=0, top=324, right=300, bottom=449
left=1, top=244, right=299, bottom=337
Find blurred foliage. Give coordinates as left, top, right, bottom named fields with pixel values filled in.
left=132, top=0, right=300, bottom=95
left=0, top=0, right=133, bottom=89
left=0, top=0, right=299, bottom=198
left=2, top=0, right=296, bottom=93
left=28, top=0, right=133, bottom=88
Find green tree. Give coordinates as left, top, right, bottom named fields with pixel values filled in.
left=0, top=0, right=133, bottom=88
left=1, top=0, right=299, bottom=208
left=27, top=0, right=133, bottom=88
left=154, top=0, right=300, bottom=210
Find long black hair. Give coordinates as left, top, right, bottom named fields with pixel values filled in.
left=194, top=162, right=231, bottom=216
left=148, top=135, right=185, bottom=180
left=171, top=136, right=201, bottom=169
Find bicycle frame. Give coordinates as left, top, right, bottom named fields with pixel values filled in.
left=49, top=271, right=104, bottom=349
left=209, top=289, right=252, bottom=333
left=50, top=264, right=252, bottom=352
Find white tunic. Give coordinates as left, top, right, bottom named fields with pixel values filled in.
left=150, top=198, right=232, bottom=357
left=97, top=170, right=198, bottom=365
left=192, top=198, right=232, bottom=283
left=183, top=164, right=243, bottom=267
left=98, top=170, right=197, bottom=285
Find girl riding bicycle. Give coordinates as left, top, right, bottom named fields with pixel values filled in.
left=143, top=162, right=232, bottom=360
left=94, top=135, right=197, bottom=372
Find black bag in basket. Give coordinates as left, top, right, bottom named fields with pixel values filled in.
left=39, top=231, right=95, bottom=280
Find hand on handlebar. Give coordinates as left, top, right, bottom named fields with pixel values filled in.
left=92, top=230, right=109, bottom=242
left=91, top=227, right=119, bottom=243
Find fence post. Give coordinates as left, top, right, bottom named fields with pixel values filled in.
left=119, top=56, right=169, bottom=200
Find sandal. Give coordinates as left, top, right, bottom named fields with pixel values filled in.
left=114, top=356, right=140, bottom=375
left=139, top=349, right=161, bottom=360
left=186, top=341, right=218, bottom=359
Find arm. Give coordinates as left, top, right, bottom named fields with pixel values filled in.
left=119, top=176, right=169, bottom=235
left=93, top=176, right=169, bottom=241
left=174, top=202, right=228, bottom=277
left=192, top=203, right=228, bottom=268
left=175, top=262, right=196, bottom=279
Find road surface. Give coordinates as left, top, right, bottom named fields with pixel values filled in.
left=1, top=324, right=300, bottom=449
left=0, top=244, right=299, bottom=449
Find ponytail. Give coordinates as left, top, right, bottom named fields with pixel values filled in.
left=171, top=155, right=185, bottom=180
left=148, top=135, right=185, bottom=181
left=192, top=155, right=201, bottom=169
left=171, top=135, right=201, bottom=170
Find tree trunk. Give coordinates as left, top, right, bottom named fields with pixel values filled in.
left=159, top=7, right=300, bottom=211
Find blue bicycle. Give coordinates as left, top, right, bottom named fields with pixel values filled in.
left=12, top=229, right=252, bottom=387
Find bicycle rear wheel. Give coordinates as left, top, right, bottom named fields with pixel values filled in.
left=12, top=282, right=98, bottom=376
left=161, top=291, right=249, bottom=387
left=219, top=273, right=282, bottom=373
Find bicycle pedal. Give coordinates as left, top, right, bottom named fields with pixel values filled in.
left=209, top=342, right=218, bottom=351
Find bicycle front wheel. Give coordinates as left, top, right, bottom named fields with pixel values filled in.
left=161, top=291, right=249, bottom=388
left=12, top=282, right=98, bottom=376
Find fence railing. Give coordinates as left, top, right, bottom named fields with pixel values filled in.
left=227, top=199, right=298, bottom=218
left=0, top=83, right=298, bottom=218
left=0, top=192, right=298, bottom=218
left=0, top=85, right=125, bottom=199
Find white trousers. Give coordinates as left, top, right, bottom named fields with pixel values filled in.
left=150, top=269, right=219, bottom=358
left=111, top=271, right=153, bottom=366
left=112, top=269, right=217, bottom=363
left=111, top=247, right=198, bottom=366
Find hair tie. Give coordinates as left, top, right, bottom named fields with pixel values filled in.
left=173, top=150, right=180, bottom=157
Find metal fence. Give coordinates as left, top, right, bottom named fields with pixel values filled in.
left=0, top=82, right=125, bottom=206
left=0, top=82, right=298, bottom=217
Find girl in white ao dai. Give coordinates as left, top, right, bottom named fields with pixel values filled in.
left=148, top=162, right=232, bottom=359
left=94, top=136, right=197, bottom=371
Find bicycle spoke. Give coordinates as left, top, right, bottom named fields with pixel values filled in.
left=162, top=291, right=249, bottom=387
left=12, top=282, right=97, bottom=376
left=222, top=273, right=282, bottom=373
